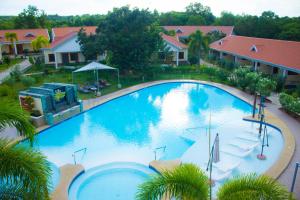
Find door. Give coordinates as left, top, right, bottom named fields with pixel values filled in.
left=62, top=53, right=69, bottom=64
left=16, top=44, right=23, bottom=54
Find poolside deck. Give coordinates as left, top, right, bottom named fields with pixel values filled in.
left=51, top=164, right=84, bottom=200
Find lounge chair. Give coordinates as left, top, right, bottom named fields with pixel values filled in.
left=213, top=161, right=241, bottom=173
left=221, top=148, right=254, bottom=157
left=78, top=86, right=91, bottom=94
left=229, top=141, right=260, bottom=151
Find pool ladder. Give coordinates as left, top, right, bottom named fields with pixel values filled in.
left=72, top=147, right=87, bottom=165
left=154, top=145, right=166, bottom=160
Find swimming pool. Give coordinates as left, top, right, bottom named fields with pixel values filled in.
left=25, top=82, right=284, bottom=198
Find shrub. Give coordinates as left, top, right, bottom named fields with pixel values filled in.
left=232, top=67, right=251, bottom=90
left=257, top=78, right=276, bottom=97
left=0, top=85, right=11, bottom=97
left=279, top=93, right=300, bottom=114
left=21, top=76, right=36, bottom=87
left=3, top=56, right=11, bottom=65
left=29, top=57, right=35, bottom=64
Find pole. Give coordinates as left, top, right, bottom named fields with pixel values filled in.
left=252, top=92, right=257, bottom=118
left=259, top=114, right=264, bottom=137
left=209, top=111, right=211, bottom=158
left=290, top=163, right=300, bottom=193
left=117, top=68, right=121, bottom=88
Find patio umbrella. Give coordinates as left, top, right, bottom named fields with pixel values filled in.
left=213, top=133, right=220, bottom=163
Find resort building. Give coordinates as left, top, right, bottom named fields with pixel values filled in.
left=210, top=35, right=300, bottom=85
left=0, top=28, right=49, bottom=57
left=43, top=26, right=101, bottom=68
left=161, top=26, right=234, bottom=66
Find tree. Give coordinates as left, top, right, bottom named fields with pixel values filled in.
left=185, top=2, right=215, bottom=25
left=256, top=77, right=276, bottom=116
left=137, top=165, right=293, bottom=200
left=188, top=30, right=209, bottom=65
left=136, top=163, right=209, bottom=200
left=31, top=35, right=50, bottom=52
left=215, top=12, right=236, bottom=26
left=79, top=6, right=162, bottom=69
left=14, top=5, right=49, bottom=29
left=5, top=32, right=18, bottom=56
left=0, top=101, right=51, bottom=199
left=217, top=174, right=292, bottom=200
left=77, top=28, right=101, bottom=61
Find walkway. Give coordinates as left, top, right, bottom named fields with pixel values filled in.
left=0, top=59, right=31, bottom=83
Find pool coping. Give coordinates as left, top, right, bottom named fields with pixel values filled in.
left=8, top=80, right=294, bottom=199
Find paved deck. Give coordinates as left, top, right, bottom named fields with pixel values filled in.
left=51, top=164, right=84, bottom=200
left=149, top=159, right=181, bottom=173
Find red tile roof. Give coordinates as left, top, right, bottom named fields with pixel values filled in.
left=210, top=35, right=300, bottom=71
left=162, top=33, right=187, bottom=49
left=51, top=26, right=97, bottom=48
left=163, top=26, right=234, bottom=37
left=0, top=28, right=49, bottom=43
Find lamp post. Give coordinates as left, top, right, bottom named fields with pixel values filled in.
left=290, top=162, right=300, bottom=193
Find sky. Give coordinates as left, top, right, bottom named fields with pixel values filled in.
left=0, top=0, right=299, bottom=17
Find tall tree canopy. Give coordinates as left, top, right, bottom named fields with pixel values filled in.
left=79, top=6, right=162, bottom=69
left=14, top=5, right=49, bottom=29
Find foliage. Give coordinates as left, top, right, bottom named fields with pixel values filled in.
left=188, top=30, right=209, bottom=65
left=232, top=67, right=251, bottom=90
left=0, top=100, right=35, bottom=144
left=14, top=5, right=49, bottom=29
left=5, top=32, right=18, bottom=56
left=185, top=2, right=215, bottom=25
left=54, top=89, right=66, bottom=101
left=77, top=28, right=99, bottom=61
left=136, top=163, right=209, bottom=200
left=3, top=56, right=11, bottom=65
left=257, top=77, right=276, bottom=97
left=80, top=6, right=163, bottom=69
left=0, top=85, right=15, bottom=98
left=207, top=31, right=226, bottom=43
left=31, top=35, right=50, bottom=51
left=20, top=76, right=36, bottom=87
left=279, top=93, right=300, bottom=114
left=217, top=174, right=293, bottom=200
left=245, top=72, right=262, bottom=93
left=0, top=139, right=51, bottom=200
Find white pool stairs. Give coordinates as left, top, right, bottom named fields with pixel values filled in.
left=212, top=161, right=241, bottom=173
left=229, top=141, right=260, bottom=151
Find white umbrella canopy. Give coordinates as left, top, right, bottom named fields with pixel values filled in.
left=73, top=61, right=121, bottom=88
left=73, top=61, right=116, bottom=73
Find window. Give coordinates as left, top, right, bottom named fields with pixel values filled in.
left=179, top=52, right=184, bottom=59
left=70, top=53, right=78, bottom=61
left=250, top=45, right=258, bottom=52
left=25, top=33, right=35, bottom=37
left=176, top=29, right=183, bottom=33
left=48, top=54, right=55, bottom=62
left=288, top=71, right=298, bottom=75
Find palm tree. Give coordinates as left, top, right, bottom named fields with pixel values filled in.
left=5, top=32, right=18, bottom=57
left=0, top=101, right=51, bottom=199
left=217, top=174, right=293, bottom=200
left=136, top=163, right=209, bottom=200
left=188, top=30, right=209, bottom=65
left=137, top=165, right=293, bottom=200
left=31, top=36, right=50, bottom=52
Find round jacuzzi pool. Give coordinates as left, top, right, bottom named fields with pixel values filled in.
left=69, top=162, right=156, bottom=200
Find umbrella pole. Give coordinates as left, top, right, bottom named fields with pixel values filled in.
left=117, top=69, right=121, bottom=88
left=96, top=70, right=100, bottom=95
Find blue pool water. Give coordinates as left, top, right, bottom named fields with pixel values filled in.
left=23, top=82, right=284, bottom=198
left=69, top=162, right=155, bottom=200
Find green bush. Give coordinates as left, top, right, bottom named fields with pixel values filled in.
left=21, top=76, right=36, bottom=87
left=279, top=93, right=300, bottom=114
left=232, top=67, right=251, bottom=90
left=29, top=57, right=35, bottom=64
left=0, top=85, right=11, bottom=97
left=3, top=56, right=11, bottom=65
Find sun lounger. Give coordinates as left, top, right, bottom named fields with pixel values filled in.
left=213, top=161, right=241, bottom=173
left=229, top=142, right=260, bottom=151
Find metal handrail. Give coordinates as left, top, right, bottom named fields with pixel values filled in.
left=154, top=145, right=166, bottom=160
left=72, top=147, right=87, bottom=164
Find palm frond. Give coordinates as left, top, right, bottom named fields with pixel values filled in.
left=217, top=173, right=292, bottom=200
left=0, top=139, right=51, bottom=200
left=136, top=163, right=209, bottom=200
left=0, top=100, right=35, bottom=145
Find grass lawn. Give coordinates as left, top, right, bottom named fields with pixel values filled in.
left=0, top=58, right=23, bottom=72
left=0, top=64, right=229, bottom=104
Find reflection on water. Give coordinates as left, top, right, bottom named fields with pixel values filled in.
left=28, top=82, right=270, bottom=170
